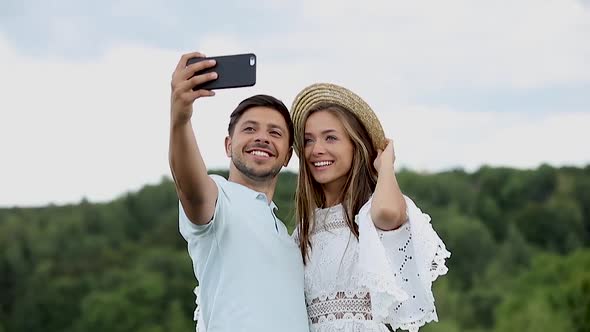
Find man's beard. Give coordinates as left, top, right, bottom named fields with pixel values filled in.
left=232, top=152, right=282, bottom=182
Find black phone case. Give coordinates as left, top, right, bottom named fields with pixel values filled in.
left=187, top=53, right=256, bottom=91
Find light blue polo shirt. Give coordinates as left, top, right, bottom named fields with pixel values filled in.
left=179, top=175, right=309, bottom=332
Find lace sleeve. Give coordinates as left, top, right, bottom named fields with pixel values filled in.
left=401, top=196, right=450, bottom=289
left=357, top=195, right=450, bottom=331
left=356, top=197, right=408, bottom=322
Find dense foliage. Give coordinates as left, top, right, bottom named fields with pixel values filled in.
left=1, top=165, right=589, bottom=331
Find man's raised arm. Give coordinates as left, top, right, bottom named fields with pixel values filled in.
left=169, top=52, right=219, bottom=225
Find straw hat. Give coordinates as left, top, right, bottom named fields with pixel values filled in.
left=290, top=83, right=386, bottom=155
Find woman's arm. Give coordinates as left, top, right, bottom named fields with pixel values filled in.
left=370, top=139, right=407, bottom=230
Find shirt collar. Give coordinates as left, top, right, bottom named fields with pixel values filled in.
left=228, top=179, right=278, bottom=210
left=255, top=192, right=278, bottom=210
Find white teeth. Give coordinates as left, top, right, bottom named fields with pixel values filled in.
left=314, top=161, right=333, bottom=167
left=250, top=150, right=270, bottom=157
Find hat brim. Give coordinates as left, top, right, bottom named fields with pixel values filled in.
left=290, top=83, right=386, bottom=156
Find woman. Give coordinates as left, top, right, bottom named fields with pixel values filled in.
left=291, top=83, right=450, bottom=332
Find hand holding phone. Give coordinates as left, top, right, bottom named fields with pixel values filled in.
left=187, top=53, right=257, bottom=91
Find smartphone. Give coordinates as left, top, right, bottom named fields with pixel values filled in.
left=187, top=53, right=257, bottom=91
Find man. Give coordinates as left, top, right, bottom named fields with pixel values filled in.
left=169, top=52, right=309, bottom=332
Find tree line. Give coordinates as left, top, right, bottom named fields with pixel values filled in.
left=1, top=164, right=589, bottom=331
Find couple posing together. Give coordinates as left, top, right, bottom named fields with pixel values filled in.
left=169, top=52, right=450, bottom=332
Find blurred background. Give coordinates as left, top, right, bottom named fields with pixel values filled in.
left=1, top=0, right=589, bottom=331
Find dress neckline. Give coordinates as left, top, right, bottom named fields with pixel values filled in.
left=315, top=204, right=343, bottom=213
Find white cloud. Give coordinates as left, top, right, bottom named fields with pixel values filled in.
left=293, top=0, right=590, bottom=90
left=380, top=105, right=589, bottom=172
left=1, top=0, right=589, bottom=206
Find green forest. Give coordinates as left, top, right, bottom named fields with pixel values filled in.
left=1, top=164, right=589, bottom=332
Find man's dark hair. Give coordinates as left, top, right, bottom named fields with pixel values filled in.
left=228, top=95, right=294, bottom=147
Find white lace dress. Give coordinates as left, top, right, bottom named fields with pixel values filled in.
left=297, top=195, right=450, bottom=332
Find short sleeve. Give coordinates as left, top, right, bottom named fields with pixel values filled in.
left=179, top=175, right=229, bottom=332
left=178, top=175, right=227, bottom=241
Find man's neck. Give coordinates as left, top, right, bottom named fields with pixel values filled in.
left=229, top=170, right=277, bottom=204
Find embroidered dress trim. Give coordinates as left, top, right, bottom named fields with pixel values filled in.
left=308, top=291, right=373, bottom=324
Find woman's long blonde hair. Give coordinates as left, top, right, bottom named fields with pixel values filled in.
left=295, top=103, right=379, bottom=264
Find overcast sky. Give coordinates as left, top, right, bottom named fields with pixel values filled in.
left=1, top=0, right=589, bottom=207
